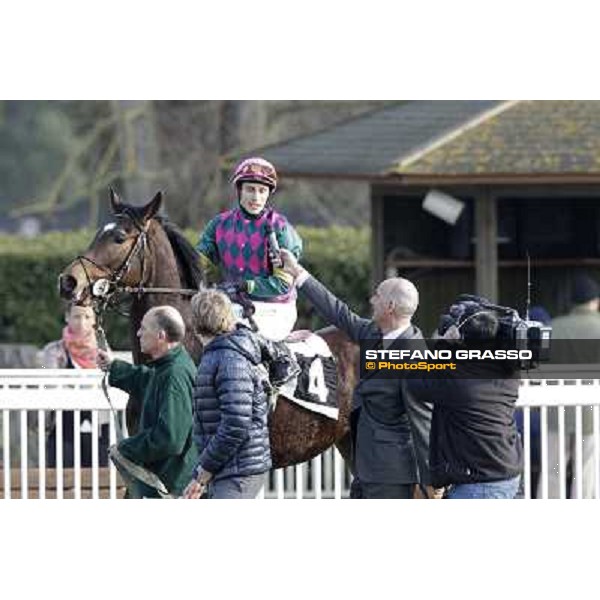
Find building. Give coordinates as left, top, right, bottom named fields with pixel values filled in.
left=239, top=100, right=600, bottom=332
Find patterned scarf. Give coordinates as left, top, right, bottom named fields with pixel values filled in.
left=62, top=325, right=98, bottom=369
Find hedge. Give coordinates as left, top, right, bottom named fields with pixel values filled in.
left=0, top=226, right=371, bottom=348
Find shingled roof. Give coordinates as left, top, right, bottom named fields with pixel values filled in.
left=393, top=100, right=600, bottom=177
left=237, top=100, right=600, bottom=184
left=238, top=101, right=501, bottom=179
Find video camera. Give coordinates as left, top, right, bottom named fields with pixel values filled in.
left=438, top=294, right=552, bottom=369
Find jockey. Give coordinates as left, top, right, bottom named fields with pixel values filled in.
left=196, top=156, right=303, bottom=341
left=196, top=156, right=302, bottom=385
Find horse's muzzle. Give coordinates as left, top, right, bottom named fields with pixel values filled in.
left=58, top=274, right=78, bottom=299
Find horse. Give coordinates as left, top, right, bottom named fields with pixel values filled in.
left=58, top=190, right=358, bottom=469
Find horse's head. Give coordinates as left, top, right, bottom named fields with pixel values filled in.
left=59, top=188, right=163, bottom=304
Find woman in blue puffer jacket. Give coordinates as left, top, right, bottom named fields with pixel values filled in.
left=183, top=288, right=272, bottom=499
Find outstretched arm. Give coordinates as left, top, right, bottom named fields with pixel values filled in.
left=103, top=355, right=153, bottom=395
left=280, top=248, right=373, bottom=343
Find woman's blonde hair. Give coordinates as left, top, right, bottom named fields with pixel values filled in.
left=191, top=289, right=236, bottom=338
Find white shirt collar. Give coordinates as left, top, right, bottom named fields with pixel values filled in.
left=382, top=323, right=410, bottom=347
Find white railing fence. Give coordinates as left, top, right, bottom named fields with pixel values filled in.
left=0, top=370, right=128, bottom=499
left=0, top=370, right=351, bottom=500
left=3, top=369, right=600, bottom=499
left=518, top=376, right=600, bottom=499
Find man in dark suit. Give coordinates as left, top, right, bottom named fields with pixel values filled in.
left=280, top=249, right=433, bottom=499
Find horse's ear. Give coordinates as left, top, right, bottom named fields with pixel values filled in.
left=109, top=187, right=122, bottom=213
left=142, top=191, right=163, bottom=223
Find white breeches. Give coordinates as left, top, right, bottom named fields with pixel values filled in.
left=233, top=300, right=297, bottom=341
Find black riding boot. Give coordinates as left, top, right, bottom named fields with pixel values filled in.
left=257, top=335, right=301, bottom=387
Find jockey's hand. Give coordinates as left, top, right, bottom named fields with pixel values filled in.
left=237, top=280, right=252, bottom=294
left=96, top=348, right=114, bottom=371
left=219, top=281, right=248, bottom=298
left=280, top=249, right=305, bottom=278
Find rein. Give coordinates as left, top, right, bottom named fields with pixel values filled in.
left=121, top=285, right=199, bottom=296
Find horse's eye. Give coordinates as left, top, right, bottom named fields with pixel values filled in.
left=114, top=230, right=127, bottom=244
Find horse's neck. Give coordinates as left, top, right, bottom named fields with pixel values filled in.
left=144, top=223, right=181, bottom=289
left=130, top=222, right=201, bottom=363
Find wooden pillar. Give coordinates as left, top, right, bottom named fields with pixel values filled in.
left=371, top=186, right=385, bottom=285
left=474, top=190, right=498, bottom=301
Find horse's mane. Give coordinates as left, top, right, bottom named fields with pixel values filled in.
left=155, top=216, right=204, bottom=290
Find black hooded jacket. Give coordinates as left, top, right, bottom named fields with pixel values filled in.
left=408, top=360, right=523, bottom=488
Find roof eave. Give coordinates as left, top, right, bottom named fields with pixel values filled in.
left=385, top=172, right=600, bottom=186
left=249, top=170, right=600, bottom=185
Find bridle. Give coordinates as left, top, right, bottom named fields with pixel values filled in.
left=77, top=212, right=204, bottom=308
left=71, top=211, right=211, bottom=348
left=73, top=210, right=201, bottom=337
left=74, top=211, right=151, bottom=305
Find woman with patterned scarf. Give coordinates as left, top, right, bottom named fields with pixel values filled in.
left=42, top=304, right=109, bottom=467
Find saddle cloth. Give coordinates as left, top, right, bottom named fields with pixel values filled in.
left=277, top=331, right=338, bottom=420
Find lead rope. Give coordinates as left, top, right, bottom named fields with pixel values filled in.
left=94, top=320, right=125, bottom=443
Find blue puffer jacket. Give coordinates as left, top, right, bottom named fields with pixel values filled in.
left=192, top=326, right=272, bottom=480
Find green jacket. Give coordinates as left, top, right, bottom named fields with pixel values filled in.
left=109, top=345, right=198, bottom=496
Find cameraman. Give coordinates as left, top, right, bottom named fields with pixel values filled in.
left=409, top=304, right=523, bottom=499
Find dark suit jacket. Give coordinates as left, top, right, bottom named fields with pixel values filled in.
left=299, top=276, right=433, bottom=485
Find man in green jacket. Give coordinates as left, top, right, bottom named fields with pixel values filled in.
left=97, top=306, right=198, bottom=498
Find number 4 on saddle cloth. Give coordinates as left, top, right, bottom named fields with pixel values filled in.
left=267, top=331, right=339, bottom=420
